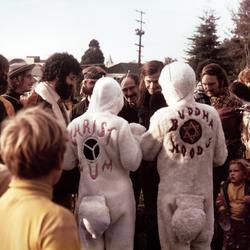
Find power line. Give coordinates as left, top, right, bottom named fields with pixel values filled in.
left=135, top=10, right=145, bottom=65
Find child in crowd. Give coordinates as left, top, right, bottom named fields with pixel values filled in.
left=216, top=159, right=250, bottom=250
left=0, top=106, right=81, bottom=250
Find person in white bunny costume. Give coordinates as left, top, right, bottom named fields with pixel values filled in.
left=141, top=62, right=227, bottom=250
left=64, top=77, right=144, bottom=250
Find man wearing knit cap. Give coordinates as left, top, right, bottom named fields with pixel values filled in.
left=141, top=62, right=227, bottom=250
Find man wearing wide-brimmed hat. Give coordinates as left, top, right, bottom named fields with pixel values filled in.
left=3, top=58, right=35, bottom=112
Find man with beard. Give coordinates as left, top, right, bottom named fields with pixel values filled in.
left=0, top=54, right=10, bottom=123
left=201, top=63, right=242, bottom=110
left=71, top=66, right=106, bottom=120
left=26, top=52, right=81, bottom=210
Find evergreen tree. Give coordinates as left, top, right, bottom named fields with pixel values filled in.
left=219, top=37, right=245, bottom=80
left=164, top=57, right=177, bottom=65
left=81, top=39, right=105, bottom=65
left=186, top=11, right=221, bottom=77
left=232, top=0, right=250, bottom=68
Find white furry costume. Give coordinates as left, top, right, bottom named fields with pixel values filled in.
left=141, top=62, right=227, bottom=250
left=64, top=77, right=143, bottom=250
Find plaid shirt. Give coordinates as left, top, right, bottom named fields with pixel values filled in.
left=210, top=88, right=243, bottom=110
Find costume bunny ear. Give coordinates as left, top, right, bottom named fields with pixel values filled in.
left=230, top=81, right=250, bottom=102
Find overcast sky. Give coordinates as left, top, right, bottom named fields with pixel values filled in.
left=0, top=0, right=240, bottom=64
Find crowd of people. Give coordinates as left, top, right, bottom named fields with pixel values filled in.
left=0, top=52, right=250, bottom=250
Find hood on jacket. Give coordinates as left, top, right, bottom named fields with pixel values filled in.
left=159, top=62, right=196, bottom=106
left=87, top=77, right=124, bottom=114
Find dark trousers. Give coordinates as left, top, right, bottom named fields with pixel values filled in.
left=223, top=219, right=250, bottom=250
left=141, top=160, right=161, bottom=250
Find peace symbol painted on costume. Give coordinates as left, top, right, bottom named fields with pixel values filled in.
left=179, top=119, right=202, bottom=144
left=83, top=137, right=100, bottom=161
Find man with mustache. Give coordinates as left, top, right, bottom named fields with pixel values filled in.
left=26, top=52, right=81, bottom=210
left=119, top=73, right=140, bottom=122
left=201, top=63, right=242, bottom=110
left=118, top=73, right=142, bottom=249
left=71, top=65, right=106, bottom=120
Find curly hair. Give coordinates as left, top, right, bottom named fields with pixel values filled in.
left=0, top=106, right=68, bottom=179
left=0, top=54, right=9, bottom=94
left=42, top=52, right=81, bottom=82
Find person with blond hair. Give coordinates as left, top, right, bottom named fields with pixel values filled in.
left=216, top=159, right=250, bottom=250
left=238, top=68, right=250, bottom=87
left=0, top=106, right=81, bottom=250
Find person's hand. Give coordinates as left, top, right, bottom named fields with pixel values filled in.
left=216, top=193, right=226, bottom=208
left=129, top=123, right=146, bottom=136
left=20, top=91, right=32, bottom=106
left=242, top=195, right=250, bottom=204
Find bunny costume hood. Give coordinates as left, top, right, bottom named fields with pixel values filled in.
left=87, top=77, right=124, bottom=115
left=159, top=61, right=196, bottom=106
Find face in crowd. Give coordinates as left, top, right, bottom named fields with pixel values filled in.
left=80, top=67, right=106, bottom=97
left=138, top=60, right=164, bottom=100
left=42, top=52, right=82, bottom=101
left=201, top=63, right=228, bottom=98
left=13, top=69, right=36, bottom=95
left=55, top=72, right=78, bottom=100
left=81, top=73, right=104, bottom=96
left=201, top=74, right=220, bottom=97
left=144, top=71, right=161, bottom=95
left=120, top=74, right=139, bottom=106
left=229, top=162, right=247, bottom=185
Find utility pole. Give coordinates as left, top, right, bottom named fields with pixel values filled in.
left=135, top=10, right=145, bottom=66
